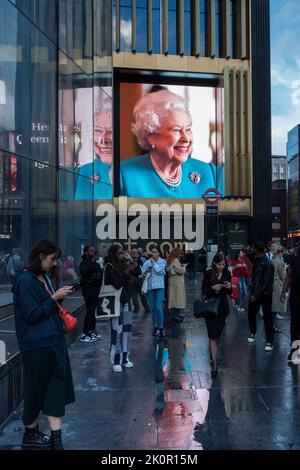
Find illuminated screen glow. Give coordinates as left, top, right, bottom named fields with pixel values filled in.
left=119, top=82, right=224, bottom=199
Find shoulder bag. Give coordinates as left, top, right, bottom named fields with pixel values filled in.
left=141, top=272, right=150, bottom=294
left=96, top=263, right=123, bottom=319
left=43, top=281, right=78, bottom=335
left=193, top=297, right=220, bottom=318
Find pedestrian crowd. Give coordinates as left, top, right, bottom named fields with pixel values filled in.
left=11, top=237, right=300, bottom=450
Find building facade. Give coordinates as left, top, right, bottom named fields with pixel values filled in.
left=0, top=0, right=272, bottom=290
left=287, top=124, right=300, bottom=240
left=271, top=155, right=287, bottom=242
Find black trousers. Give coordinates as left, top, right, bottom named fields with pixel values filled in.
left=131, top=277, right=150, bottom=313
left=82, top=285, right=100, bottom=335
left=248, top=293, right=274, bottom=344
left=290, top=290, right=300, bottom=346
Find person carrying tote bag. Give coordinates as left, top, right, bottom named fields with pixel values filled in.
left=201, top=252, right=232, bottom=378
left=103, top=246, right=137, bottom=372
left=96, top=263, right=122, bottom=320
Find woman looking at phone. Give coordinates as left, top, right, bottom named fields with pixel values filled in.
left=13, top=240, right=75, bottom=450
left=202, top=252, right=232, bottom=378
left=141, top=248, right=166, bottom=337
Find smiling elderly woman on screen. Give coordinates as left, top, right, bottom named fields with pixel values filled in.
left=75, top=105, right=113, bottom=200
left=120, top=89, right=216, bottom=198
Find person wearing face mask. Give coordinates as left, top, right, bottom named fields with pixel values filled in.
left=13, top=240, right=75, bottom=450
left=202, top=252, right=232, bottom=378
left=141, top=247, right=167, bottom=337
left=75, top=103, right=113, bottom=199
left=120, top=89, right=216, bottom=198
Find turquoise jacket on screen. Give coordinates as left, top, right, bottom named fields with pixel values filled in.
left=120, top=154, right=217, bottom=198
left=75, top=158, right=112, bottom=199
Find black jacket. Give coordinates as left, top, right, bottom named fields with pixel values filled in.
left=79, top=258, right=102, bottom=287
left=250, top=255, right=274, bottom=299
left=13, top=271, right=63, bottom=352
left=104, top=262, right=132, bottom=304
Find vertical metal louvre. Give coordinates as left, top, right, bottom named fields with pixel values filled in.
left=147, top=0, right=153, bottom=54
left=191, top=0, right=200, bottom=56
left=224, top=66, right=232, bottom=195
left=113, top=0, right=250, bottom=59
left=239, top=69, right=246, bottom=194
left=223, top=0, right=231, bottom=59
left=240, top=0, right=247, bottom=59
left=177, top=0, right=184, bottom=56
left=207, top=0, right=216, bottom=58
left=224, top=65, right=251, bottom=197
left=162, top=0, right=169, bottom=55
left=132, top=0, right=136, bottom=52
left=116, top=0, right=120, bottom=52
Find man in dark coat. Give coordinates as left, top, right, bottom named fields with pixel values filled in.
left=247, top=241, right=275, bottom=351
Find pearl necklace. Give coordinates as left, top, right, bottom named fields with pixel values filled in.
left=150, top=155, right=182, bottom=187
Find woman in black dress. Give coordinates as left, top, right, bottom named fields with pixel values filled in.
left=13, top=240, right=75, bottom=450
left=202, top=252, right=232, bottom=378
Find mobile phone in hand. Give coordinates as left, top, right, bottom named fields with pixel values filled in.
left=69, top=281, right=81, bottom=291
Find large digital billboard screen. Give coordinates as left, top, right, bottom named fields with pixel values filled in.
left=119, top=82, right=224, bottom=198
left=59, top=84, right=113, bottom=200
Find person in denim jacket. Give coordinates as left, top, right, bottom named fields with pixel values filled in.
left=141, top=248, right=166, bottom=337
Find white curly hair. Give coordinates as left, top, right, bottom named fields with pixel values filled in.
left=131, top=89, right=191, bottom=151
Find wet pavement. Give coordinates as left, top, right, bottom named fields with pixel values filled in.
left=1, top=278, right=300, bottom=450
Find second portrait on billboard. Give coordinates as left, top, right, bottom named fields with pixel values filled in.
left=120, top=83, right=224, bottom=198
left=73, top=86, right=113, bottom=200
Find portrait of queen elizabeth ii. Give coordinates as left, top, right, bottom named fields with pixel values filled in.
left=120, top=89, right=217, bottom=198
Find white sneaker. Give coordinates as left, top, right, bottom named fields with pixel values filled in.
left=112, top=364, right=123, bottom=372
left=238, top=306, right=245, bottom=312
left=80, top=334, right=96, bottom=343
left=248, top=334, right=256, bottom=343
left=265, top=342, right=273, bottom=352
left=90, top=330, right=102, bottom=340
left=122, top=360, right=134, bottom=369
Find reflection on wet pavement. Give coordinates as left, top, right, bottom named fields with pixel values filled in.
left=1, top=277, right=300, bottom=450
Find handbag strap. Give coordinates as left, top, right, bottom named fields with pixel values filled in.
left=101, top=263, right=113, bottom=289
left=41, top=277, right=63, bottom=314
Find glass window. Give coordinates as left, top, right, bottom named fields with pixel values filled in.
left=199, top=0, right=206, bottom=56
left=58, top=168, right=94, bottom=285
left=168, top=0, right=177, bottom=55
left=11, top=0, right=57, bottom=44
left=59, top=0, right=93, bottom=73
left=94, top=0, right=112, bottom=59
left=136, top=1, right=147, bottom=53
left=0, top=150, right=57, bottom=286
left=58, top=51, right=93, bottom=171
left=119, top=3, right=132, bottom=52
left=0, top=0, right=57, bottom=165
